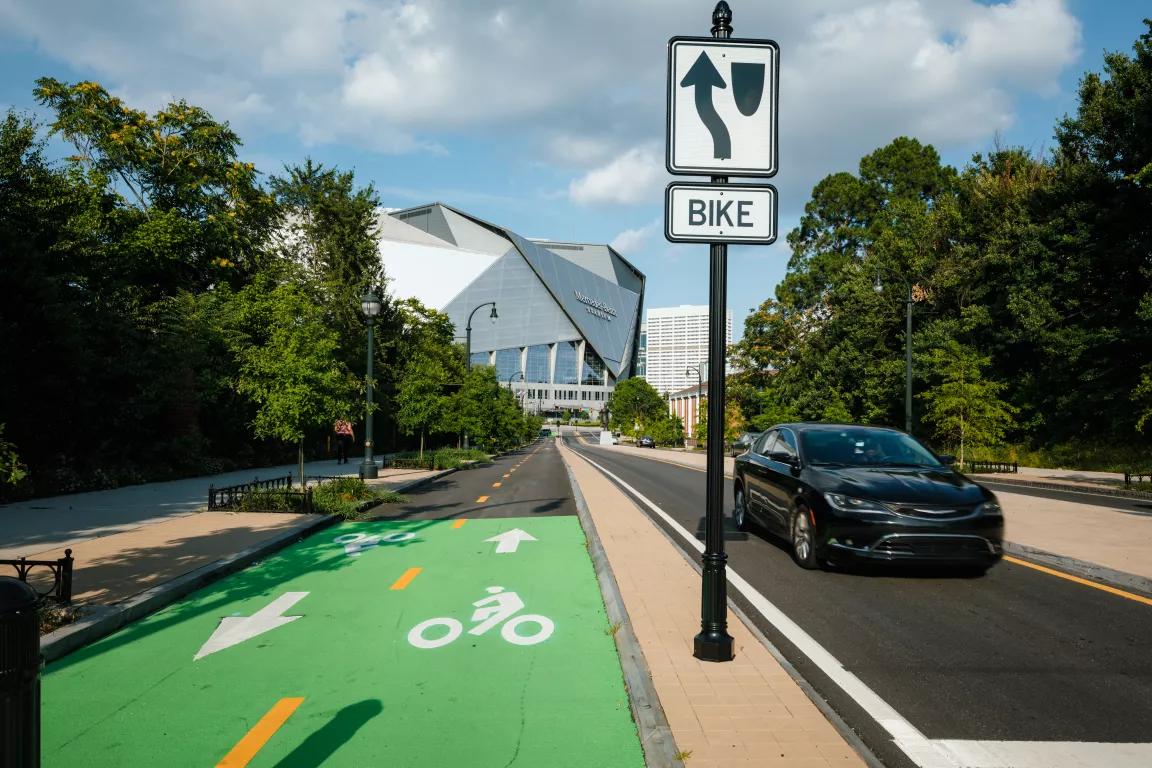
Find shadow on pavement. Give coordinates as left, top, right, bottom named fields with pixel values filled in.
left=272, top=699, right=384, bottom=768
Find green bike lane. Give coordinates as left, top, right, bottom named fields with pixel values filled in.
left=43, top=511, right=646, bottom=766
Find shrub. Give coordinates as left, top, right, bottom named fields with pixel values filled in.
left=312, top=477, right=407, bottom=520
left=237, top=489, right=307, bottom=513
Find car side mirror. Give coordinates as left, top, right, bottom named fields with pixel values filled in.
left=937, top=454, right=956, bottom=466
left=769, top=451, right=798, bottom=466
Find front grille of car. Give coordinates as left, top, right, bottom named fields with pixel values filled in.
left=872, top=535, right=994, bottom=557
left=889, top=504, right=974, bottom=520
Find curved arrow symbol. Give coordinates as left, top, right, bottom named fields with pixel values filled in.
left=680, top=51, right=730, bottom=160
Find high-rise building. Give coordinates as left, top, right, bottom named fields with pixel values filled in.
left=642, top=305, right=731, bottom=394
left=636, top=323, right=647, bottom=378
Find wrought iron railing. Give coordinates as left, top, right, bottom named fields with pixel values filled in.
left=1, top=549, right=73, bottom=605
left=208, top=475, right=294, bottom=510
left=1124, top=471, right=1151, bottom=489
left=966, top=460, right=1018, bottom=474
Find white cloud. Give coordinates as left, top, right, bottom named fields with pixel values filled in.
left=569, top=145, right=664, bottom=206
left=0, top=0, right=1082, bottom=192
left=610, top=220, right=659, bottom=255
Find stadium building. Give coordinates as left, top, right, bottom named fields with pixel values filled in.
left=377, top=203, right=645, bottom=419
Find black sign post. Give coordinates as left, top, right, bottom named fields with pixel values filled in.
left=666, top=1, right=779, bottom=662
left=694, top=0, right=736, bottom=663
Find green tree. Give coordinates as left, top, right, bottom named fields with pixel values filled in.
left=234, top=275, right=356, bottom=482
left=607, top=377, right=666, bottom=436
left=0, top=425, right=27, bottom=486
left=919, top=341, right=1016, bottom=465
left=696, top=397, right=745, bottom=448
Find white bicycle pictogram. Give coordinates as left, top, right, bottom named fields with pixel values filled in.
left=407, top=587, right=555, bottom=649
left=333, top=531, right=415, bottom=556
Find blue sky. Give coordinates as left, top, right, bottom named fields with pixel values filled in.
left=1, top=0, right=1147, bottom=334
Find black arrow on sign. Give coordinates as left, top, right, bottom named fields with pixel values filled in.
left=680, top=51, right=730, bottom=160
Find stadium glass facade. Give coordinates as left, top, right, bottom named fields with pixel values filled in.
left=377, top=203, right=645, bottom=419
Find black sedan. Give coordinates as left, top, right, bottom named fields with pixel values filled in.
left=733, top=423, right=1003, bottom=573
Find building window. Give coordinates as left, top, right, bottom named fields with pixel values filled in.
left=495, top=348, right=520, bottom=382
left=582, top=349, right=606, bottom=386
left=525, top=344, right=549, bottom=383
left=470, top=351, right=490, bottom=368
left=555, top=341, right=579, bottom=385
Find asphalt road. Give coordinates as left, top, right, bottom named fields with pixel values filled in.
left=376, top=438, right=577, bottom=522
left=563, top=432, right=1152, bottom=768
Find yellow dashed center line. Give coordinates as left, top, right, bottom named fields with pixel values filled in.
left=503, top=474, right=510, bottom=478
left=217, top=697, right=304, bottom=767
left=452, top=519, right=468, bottom=529
left=390, top=567, right=422, bottom=591
left=476, top=495, right=489, bottom=503
left=1003, top=556, right=1152, bottom=607
left=492, top=482, right=502, bottom=488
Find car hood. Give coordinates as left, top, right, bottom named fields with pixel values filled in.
left=808, top=465, right=992, bottom=505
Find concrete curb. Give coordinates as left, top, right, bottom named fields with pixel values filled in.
left=973, top=474, right=1152, bottom=502
left=559, top=447, right=684, bottom=768
left=1003, top=541, right=1152, bottom=598
left=40, top=469, right=456, bottom=663
left=564, top=437, right=885, bottom=768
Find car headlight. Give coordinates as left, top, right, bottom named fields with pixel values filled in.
left=977, top=501, right=1003, bottom=516
left=824, top=493, right=893, bottom=514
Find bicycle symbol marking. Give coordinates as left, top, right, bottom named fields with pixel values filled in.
left=407, top=587, right=555, bottom=649
left=333, top=531, right=415, bottom=556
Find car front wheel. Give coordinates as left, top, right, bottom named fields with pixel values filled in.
left=790, top=506, right=822, bottom=570
left=734, top=484, right=749, bottom=531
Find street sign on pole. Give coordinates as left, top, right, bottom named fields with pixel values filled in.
left=665, top=182, right=777, bottom=244
left=666, top=35, right=779, bottom=177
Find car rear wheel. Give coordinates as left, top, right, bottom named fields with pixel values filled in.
left=790, top=507, right=822, bottom=570
left=734, top=485, right=749, bottom=532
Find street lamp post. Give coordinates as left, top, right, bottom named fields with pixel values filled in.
left=359, top=290, right=383, bottom=479
left=465, top=302, right=498, bottom=371
left=508, top=370, right=524, bottom=410
left=685, top=364, right=703, bottom=445
left=463, top=302, right=498, bottom=450
left=873, top=269, right=919, bottom=434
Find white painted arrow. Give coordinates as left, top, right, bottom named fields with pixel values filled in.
left=485, top=528, right=537, bottom=554
left=194, top=592, right=308, bottom=660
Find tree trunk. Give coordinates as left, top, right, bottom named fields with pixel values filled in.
left=419, top=429, right=425, bottom=463
left=298, top=439, right=305, bottom=486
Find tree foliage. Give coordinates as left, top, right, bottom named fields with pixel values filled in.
left=729, top=21, right=1152, bottom=465
left=607, top=377, right=666, bottom=436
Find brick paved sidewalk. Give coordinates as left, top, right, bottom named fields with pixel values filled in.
left=560, top=442, right=863, bottom=768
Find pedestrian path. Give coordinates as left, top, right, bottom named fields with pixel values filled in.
left=0, top=457, right=415, bottom=560
left=560, top=441, right=865, bottom=768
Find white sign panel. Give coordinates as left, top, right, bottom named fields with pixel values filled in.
left=667, top=37, right=779, bottom=177
left=665, top=183, right=777, bottom=244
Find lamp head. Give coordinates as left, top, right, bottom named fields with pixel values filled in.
left=361, top=291, right=382, bottom=318
left=873, top=274, right=883, bottom=294
left=489, top=304, right=499, bottom=324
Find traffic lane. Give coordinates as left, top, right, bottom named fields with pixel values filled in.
left=377, top=440, right=576, bottom=522
left=568, top=440, right=1152, bottom=744
left=977, top=478, right=1152, bottom=516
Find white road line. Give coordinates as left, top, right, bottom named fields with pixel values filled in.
left=572, top=448, right=1152, bottom=768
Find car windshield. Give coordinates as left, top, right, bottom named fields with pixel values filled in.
left=799, top=428, right=943, bottom=468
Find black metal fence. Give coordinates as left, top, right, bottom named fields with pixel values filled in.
left=966, top=460, right=1018, bottom=474
left=208, top=475, right=294, bottom=510
left=1124, top=471, right=1151, bottom=488
left=207, top=474, right=358, bottom=513
left=1, top=549, right=73, bottom=605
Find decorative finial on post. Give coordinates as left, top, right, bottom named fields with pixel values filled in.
left=712, top=1, right=733, bottom=39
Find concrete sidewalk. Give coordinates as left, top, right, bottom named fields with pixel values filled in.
left=0, top=457, right=416, bottom=560
left=8, top=463, right=440, bottom=609
left=560, top=441, right=864, bottom=768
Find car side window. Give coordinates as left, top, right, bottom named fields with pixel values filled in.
left=775, top=429, right=798, bottom=460
left=754, top=430, right=777, bottom=456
